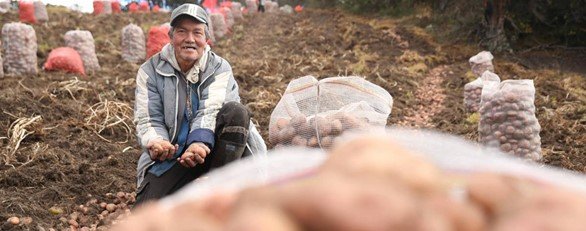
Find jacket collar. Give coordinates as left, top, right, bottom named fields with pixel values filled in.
left=156, top=43, right=211, bottom=82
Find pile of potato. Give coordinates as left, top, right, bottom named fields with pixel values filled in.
left=121, top=24, right=146, bottom=63
left=269, top=112, right=369, bottom=149
left=479, top=80, right=541, bottom=160
left=464, top=71, right=500, bottom=112
left=64, top=30, right=101, bottom=74
left=112, top=136, right=586, bottom=231
left=1, top=22, right=38, bottom=76
left=54, top=192, right=136, bottom=231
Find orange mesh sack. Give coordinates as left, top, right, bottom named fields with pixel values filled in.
left=111, top=1, right=121, bottom=13
left=152, top=5, right=160, bottom=12
left=19, top=1, right=36, bottom=24
left=64, top=30, right=101, bottom=74
left=210, top=13, right=227, bottom=39
left=231, top=2, right=243, bottom=20
left=146, top=25, right=170, bottom=58
left=479, top=80, right=541, bottom=161
left=93, top=0, right=104, bottom=14
left=121, top=24, right=145, bottom=63
left=2, top=22, right=38, bottom=76
left=43, top=47, right=85, bottom=75
left=464, top=70, right=500, bottom=112
left=128, top=2, right=138, bottom=13
left=33, top=1, right=48, bottom=22
left=139, top=1, right=149, bottom=12
left=269, top=76, right=393, bottom=149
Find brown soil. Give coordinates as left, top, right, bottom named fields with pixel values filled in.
left=0, top=6, right=584, bottom=230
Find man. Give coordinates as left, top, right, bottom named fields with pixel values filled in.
left=133, top=3, right=266, bottom=206
left=258, top=0, right=265, bottom=13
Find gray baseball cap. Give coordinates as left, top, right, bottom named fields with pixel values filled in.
left=170, top=4, right=208, bottom=26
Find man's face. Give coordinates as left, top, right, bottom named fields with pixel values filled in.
left=171, top=18, right=207, bottom=69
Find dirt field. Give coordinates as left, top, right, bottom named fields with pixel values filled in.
left=0, top=6, right=584, bottom=230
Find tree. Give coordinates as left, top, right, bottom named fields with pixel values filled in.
left=481, top=0, right=512, bottom=52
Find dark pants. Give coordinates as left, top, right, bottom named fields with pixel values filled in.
left=134, top=102, right=250, bottom=207
left=258, top=4, right=265, bottom=13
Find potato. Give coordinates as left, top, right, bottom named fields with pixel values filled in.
left=276, top=118, right=290, bottom=130
left=291, top=136, right=307, bottom=146
left=290, top=114, right=307, bottom=127
left=7, top=217, right=19, bottom=225
left=330, top=119, right=343, bottom=135
left=277, top=127, right=296, bottom=144
left=307, top=136, right=318, bottom=147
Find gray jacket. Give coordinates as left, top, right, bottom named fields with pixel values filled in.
left=134, top=44, right=267, bottom=186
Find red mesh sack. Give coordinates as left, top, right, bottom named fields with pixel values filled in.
left=19, top=1, right=36, bottom=24
left=146, top=25, right=170, bottom=58
left=93, top=1, right=104, bottom=15
left=139, top=2, right=149, bottom=12
left=43, top=47, right=86, bottom=76
left=152, top=5, right=160, bottom=12
left=111, top=1, right=121, bottom=13
left=295, top=5, right=303, bottom=13
left=128, top=2, right=138, bottom=13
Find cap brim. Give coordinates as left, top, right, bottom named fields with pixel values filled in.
left=171, top=13, right=207, bottom=26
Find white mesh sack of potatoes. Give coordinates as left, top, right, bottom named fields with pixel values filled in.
left=121, top=24, right=146, bottom=63
left=479, top=79, right=541, bottom=161
left=469, top=51, right=495, bottom=78
left=269, top=76, right=393, bottom=149
left=2, top=22, right=38, bottom=76
left=33, top=1, right=49, bottom=22
left=64, top=30, right=101, bottom=74
left=464, top=70, right=500, bottom=112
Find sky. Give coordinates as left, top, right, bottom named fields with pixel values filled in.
left=41, top=0, right=136, bottom=13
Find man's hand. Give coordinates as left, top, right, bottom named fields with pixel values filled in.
left=178, top=142, right=211, bottom=168
left=146, top=139, right=178, bottom=161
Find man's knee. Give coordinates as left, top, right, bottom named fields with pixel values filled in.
left=218, top=102, right=250, bottom=128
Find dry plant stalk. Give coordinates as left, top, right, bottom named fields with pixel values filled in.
left=85, top=97, right=133, bottom=143
left=4, top=115, right=42, bottom=165
left=58, top=77, right=89, bottom=101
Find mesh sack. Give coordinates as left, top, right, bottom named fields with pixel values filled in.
left=43, top=47, right=85, bottom=75
left=64, top=30, right=101, bottom=74
left=0, top=0, right=10, bottom=14
left=245, top=0, right=257, bottom=14
left=464, top=70, right=500, bottom=112
left=152, top=5, right=160, bottom=12
left=479, top=80, right=541, bottom=161
left=146, top=24, right=170, bottom=59
left=111, top=1, right=121, bottom=13
left=93, top=1, right=112, bottom=15
left=269, top=76, right=393, bottom=149
left=266, top=1, right=279, bottom=13
left=280, top=5, right=293, bottom=14
left=128, top=2, right=138, bottom=13
left=206, top=14, right=216, bottom=44
left=210, top=13, right=227, bottom=39
left=231, top=2, right=243, bottom=20
left=33, top=1, right=48, bottom=22
left=295, top=5, right=303, bottom=13
left=2, top=22, right=38, bottom=76
left=0, top=41, right=3, bottom=78
left=121, top=24, right=145, bottom=63
left=469, top=51, right=494, bottom=77
left=18, top=1, right=36, bottom=24
left=139, top=1, right=149, bottom=12
left=220, top=7, right=234, bottom=29
left=152, top=129, right=586, bottom=230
